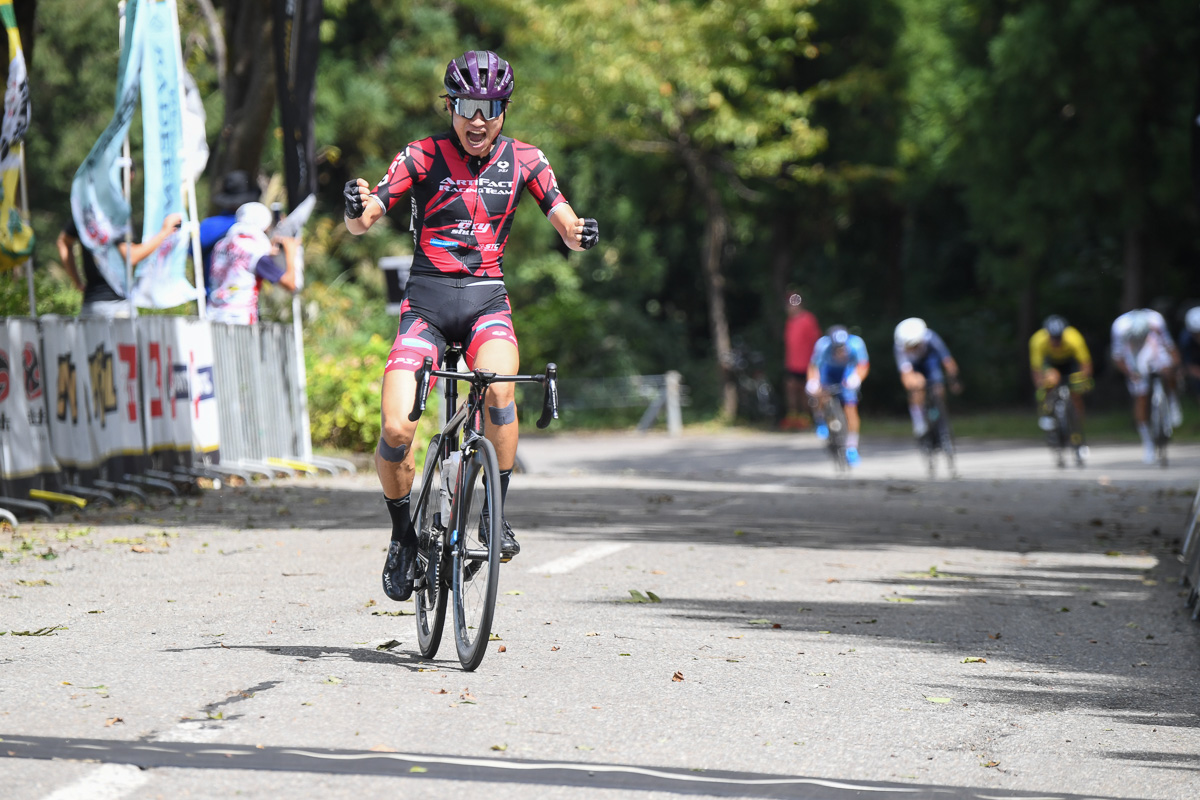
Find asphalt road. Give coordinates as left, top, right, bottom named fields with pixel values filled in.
left=1, top=430, right=1198, bottom=800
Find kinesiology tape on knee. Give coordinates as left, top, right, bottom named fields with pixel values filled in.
left=488, top=402, right=517, bottom=426
left=377, top=437, right=408, bottom=463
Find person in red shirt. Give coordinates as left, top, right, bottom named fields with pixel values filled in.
left=782, top=292, right=821, bottom=430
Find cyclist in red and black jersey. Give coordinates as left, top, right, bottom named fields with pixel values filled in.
left=345, top=50, right=599, bottom=604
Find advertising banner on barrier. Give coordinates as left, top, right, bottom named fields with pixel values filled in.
left=182, top=318, right=220, bottom=457
left=0, top=318, right=59, bottom=489
left=140, top=315, right=183, bottom=456
left=80, top=318, right=145, bottom=474
left=41, top=316, right=101, bottom=471
left=138, top=316, right=218, bottom=460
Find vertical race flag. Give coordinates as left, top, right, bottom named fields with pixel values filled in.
left=272, top=0, right=323, bottom=211
left=70, top=0, right=143, bottom=298
left=130, top=0, right=194, bottom=309
left=0, top=0, right=33, bottom=272
left=70, top=0, right=196, bottom=306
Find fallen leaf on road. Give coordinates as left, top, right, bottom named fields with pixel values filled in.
left=130, top=545, right=151, bottom=554
left=10, top=626, right=67, bottom=636
left=104, top=717, right=123, bottom=727
left=772, top=623, right=782, bottom=629
left=491, top=744, right=507, bottom=751
left=1092, top=601, right=1107, bottom=607
left=925, top=697, right=953, bottom=704
left=504, top=590, right=523, bottom=595
left=982, top=761, right=999, bottom=768
left=409, top=766, right=427, bottom=773
left=550, top=646, right=560, bottom=651
left=369, top=745, right=398, bottom=752
left=885, top=597, right=915, bottom=603
left=748, top=619, right=771, bottom=625
left=988, top=632, right=1001, bottom=639
left=375, top=640, right=401, bottom=651
left=489, top=633, right=502, bottom=641
left=672, top=671, right=684, bottom=682
left=651, top=570, right=666, bottom=575
left=430, top=689, right=448, bottom=695
left=16, top=579, right=50, bottom=587
left=323, top=676, right=343, bottom=684
left=962, top=657, right=986, bottom=663
left=371, top=610, right=414, bottom=617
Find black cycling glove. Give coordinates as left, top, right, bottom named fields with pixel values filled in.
left=579, top=217, right=599, bottom=250
left=344, top=179, right=367, bottom=219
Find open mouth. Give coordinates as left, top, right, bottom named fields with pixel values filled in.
left=465, top=130, right=487, bottom=148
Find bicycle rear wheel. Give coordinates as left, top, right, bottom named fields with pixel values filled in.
left=1150, top=379, right=1170, bottom=468
left=413, top=436, right=449, bottom=658
left=824, top=397, right=848, bottom=471
left=452, top=437, right=504, bottom=671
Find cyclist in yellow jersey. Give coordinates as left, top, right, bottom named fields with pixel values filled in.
left=1030, top=315, right=1093, bottom=450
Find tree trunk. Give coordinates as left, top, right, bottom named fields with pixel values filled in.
left=677, top=139, right=736, bottom=420
left=208, top=0, right=275, bottom=209
left=1121, top=226, right=1143, bottom=313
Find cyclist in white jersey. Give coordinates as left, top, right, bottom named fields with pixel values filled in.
left=1110, top=308, right=1181, bottom=463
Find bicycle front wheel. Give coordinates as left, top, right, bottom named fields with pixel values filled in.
left=451, top=437, right=504, bottom=671
left=413, top=435, right=449, bottom=659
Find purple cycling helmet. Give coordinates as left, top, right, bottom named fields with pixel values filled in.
left=444, top=50, right=514, bottom=100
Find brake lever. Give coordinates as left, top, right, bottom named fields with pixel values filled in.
left=408, top=356, right=434, bottom=421
left=536, top=363, right=559, bottom=429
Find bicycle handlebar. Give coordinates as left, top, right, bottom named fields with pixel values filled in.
left=406, top=357, right=560, bottom=428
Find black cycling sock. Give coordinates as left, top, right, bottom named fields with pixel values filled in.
left=499, top=469, right=512, bottom=505
left=384, top=496, right=414, bottom=544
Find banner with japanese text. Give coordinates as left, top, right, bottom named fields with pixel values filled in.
left=0, top=318, right=58, bottom=491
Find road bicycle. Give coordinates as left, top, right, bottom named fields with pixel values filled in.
left=814, top=386, right=849, bottom=472
left=1147, top=372, right=1172, bottom=468
left=408, top=345, right=559, bottom=671
left=917, top=385, right=955, bottom=478
left=1039, top=384, right=1086, bottom=468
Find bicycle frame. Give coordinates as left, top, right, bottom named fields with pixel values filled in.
left=407, top=346, right=559, bottom=669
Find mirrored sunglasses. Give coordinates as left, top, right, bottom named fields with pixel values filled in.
left=451, top=97, right=507, bottom=120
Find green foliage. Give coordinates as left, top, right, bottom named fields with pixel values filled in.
left=8, top=0, right=1200, bottom=438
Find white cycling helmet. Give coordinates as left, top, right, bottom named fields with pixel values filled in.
left=894, top=317, right=928, bottom=349
left=1186, top=306, right=1200, bottom=334
left=1126, top=309, right=1151, bottom=343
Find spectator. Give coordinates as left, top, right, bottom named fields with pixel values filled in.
left=57, top=212, right=183, bottom=318
left=781, top=292, right=821, bottom=430
left=199, top=170, right=261, bottom=299
left=207, top=202, right=298, bottom=325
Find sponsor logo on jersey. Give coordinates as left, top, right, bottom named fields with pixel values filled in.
left=430, top=237, right=461, bottom=249
left=495, top=160, right=510, bottom=172
left=437, top=177, right=515, bottom=196
left=454, top=221, right=492, bottom=235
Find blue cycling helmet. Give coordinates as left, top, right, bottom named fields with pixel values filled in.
left=827, top=325, right=850, bottom=348
left=1044, top=315, right=1067, bottom=338
left=444, top=50, right=515, bottom=100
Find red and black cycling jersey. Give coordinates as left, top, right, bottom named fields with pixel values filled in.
left=371, top=132, right=566, bottom=279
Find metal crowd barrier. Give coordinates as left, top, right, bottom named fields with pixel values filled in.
left=557, top=371, right=688, bottom=436
left=1180, top=480, right=1200, bottom=619
left=0, top=316, right=351, bottom=526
